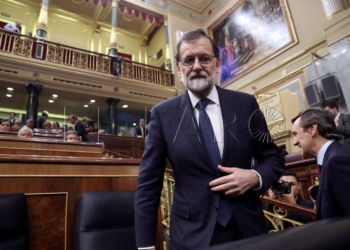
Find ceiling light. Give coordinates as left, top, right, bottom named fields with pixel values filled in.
left=122, top=104, right=128, bottom=108
left=6, top=94, right=12, bottom=97
left=49, top=100, right=54, bottom=103
left=90, top=99, right=95, bottom=103
left=52, top=94, right=58, bottom=98
left=84, top=104, right=89, bottom=108
left=133, top=123, right=136, bottom=126
left=7, top=87, right=14, bottom=91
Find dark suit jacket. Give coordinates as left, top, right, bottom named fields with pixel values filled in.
left=133, top=126, right=148, bottom=137
left=337, top=113, right=350, bottom=147
left=316, top=141, right=350, bottom=220
left=134, top=86, right=285, bottom=250
left=37, top=116, right=46, bottom=129
left=75, top=120, right=89, bottom=142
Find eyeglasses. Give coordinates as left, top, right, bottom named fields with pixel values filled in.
left=180, top=54, right=216, bottom=66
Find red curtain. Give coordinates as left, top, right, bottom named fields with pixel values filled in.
left=85, top=1, right=161, bottom=26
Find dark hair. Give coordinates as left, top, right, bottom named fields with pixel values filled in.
left=0, top=118, right=12, bottom=127
left=322, top=102, right=339, bottom=111
left=174, top=28, right=220, bottom=63
left=291, top=109, right=341, bottom=141
left=281, top=170, right=299, bottom=183
left=69, top=114, right=77, bottom=119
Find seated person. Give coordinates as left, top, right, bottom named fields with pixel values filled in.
left=118, top=130, right=125, bottom=136
left=266, top=170, right=314, bottom=228
left=98, top=129, right=105, bottom=135
left=43, top=121, right=52, bottom=130
left=57, top=128, right=65, bottom=136
left=26, top=119, right=34, bottom=129
left=52, top=121, right=60, bottom=130
left=66, top=131, right=78, bottom=142
left=90, top=123, right=99, bottom=133
left=12, top=120, right=21, bottom=129
left=0, top=119, right=11, bottom=131
left=18, top=127, right=33, bottom=138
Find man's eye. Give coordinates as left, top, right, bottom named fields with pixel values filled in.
left=184, top=57, right=194, bottom=64
left=200, top=55, right=211, bottom=62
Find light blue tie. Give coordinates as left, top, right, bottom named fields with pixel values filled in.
left=198, top=98, right=232, bottom=227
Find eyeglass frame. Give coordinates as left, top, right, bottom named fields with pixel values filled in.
left=179, top=54, right=217, bottom=67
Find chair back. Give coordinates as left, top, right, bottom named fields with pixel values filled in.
left=0, top=193, right=29, bottom=250
left=74, top=191, right=136, bottom=250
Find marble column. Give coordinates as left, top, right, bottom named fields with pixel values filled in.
left=164, top=16, right=171, bottom=70
left=106, top=98, right=120, bottom=135
left=35, top=0, right=49, bottom=59
left=26, top=80, right=43, bottom=128
left=321, top=0, right=344, bottom=19
left=109, top=0, right=118, bottom=56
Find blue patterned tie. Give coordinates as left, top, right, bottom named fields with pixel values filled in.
left=198, top=98, right=232, bottom=227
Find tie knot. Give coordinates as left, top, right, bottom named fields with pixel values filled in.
left=198, top=98, right=210, bottom=110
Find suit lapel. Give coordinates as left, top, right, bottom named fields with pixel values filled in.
left=174, top=90, right=218, bottom=174
left=218, top=87, right=240, bottom=164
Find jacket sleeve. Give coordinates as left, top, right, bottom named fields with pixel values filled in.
left=134, top=106, right=167, bottom=247
left=337, top=114, right=350, bottom=136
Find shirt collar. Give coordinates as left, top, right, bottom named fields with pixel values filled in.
left=317, top=140, right=334, bottom=165
left=187, top=85, right=220, bottom=109
left=335, top=112, right=340, bottom=121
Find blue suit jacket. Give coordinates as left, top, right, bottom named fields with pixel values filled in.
left=134, top=86, right=284, bottom=249
left=316, top=141, right=350, bottom=220
left=75, top=120, right=89, bottom=142
left=134, top=126, right=148, bottom=137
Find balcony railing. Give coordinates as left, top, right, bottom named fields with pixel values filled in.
left=0, top=29, right=174, bottom=86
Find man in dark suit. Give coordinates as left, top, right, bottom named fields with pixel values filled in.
left=134, top=29, right=285, bottom=250
left=68, top=114, right=89, bottom=142
left=134, top=118, right=148, bottom=138
left=291, top=109, right=350, bottom=221
left=37, top=111, right=49, bottom=129
left=323, top=102, right=350, bottom=148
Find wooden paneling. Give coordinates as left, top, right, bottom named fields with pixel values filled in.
left=88, top=134, right=145, bottom=158
left=0, top=156, right=140, bottom=250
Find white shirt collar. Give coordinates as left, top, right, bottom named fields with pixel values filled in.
left=317, top=140, right=334, bottom=165
left=187, top=86, right=220, bottom=109
left=335, top=112, right=340, bottom=121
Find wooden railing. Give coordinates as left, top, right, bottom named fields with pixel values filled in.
left=0, top=29, right=174, bottom=86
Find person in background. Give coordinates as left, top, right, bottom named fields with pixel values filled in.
left=65, top=131, right=79, bottom=142
left=37, top=111, right=49, bottom=129
left=26, top=119, right=34, bottom=129
left=134, top=118, right=148, bottom=138
left=18, top=127, right=33, bottom=138
left=0, top=119, right=11, bottom=131
left=52, top=121, right=60, bottom=130
left=68, top=114, right=89, bottom=142
left=323, top=102, right=350, bottom=148
left=68, top=126, right=74, bottom=131
left=57, top=128, right=65, bottom=137
left=291, top=109, right=350, bottom=220
left=98, top=129, right=105, bottom=135
left=3, top=20, right=21, bottom=33
left=266, top=170, right=314, bottom=229
left=9, top=112, right=16, bottom=126
left=90, top=123, right=99, bottom=133
left=118, top=130, right=125, bottom=136
left=43, top=121, right=52, bottom=130
left=82, top=117, right=90, bottom=133
left=12, top=120, right=21, bottom=129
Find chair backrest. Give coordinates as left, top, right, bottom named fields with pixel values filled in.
left=0, top=193, right=29, bottom=250
left=74, top=191, right=137, bottom=250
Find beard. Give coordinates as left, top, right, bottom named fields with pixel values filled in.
left=181, top=70, right=216, bottom=93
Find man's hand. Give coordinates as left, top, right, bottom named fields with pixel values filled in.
left=278, top=189, right=297, bottom=205
left=209, top=165, right=259, bottom=197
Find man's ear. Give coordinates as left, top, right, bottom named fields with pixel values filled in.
left=309, top=123, right=318, bottom=136
left=215, top=58, right=220, bottom=74
left=176, top=62, right=182, bottom=79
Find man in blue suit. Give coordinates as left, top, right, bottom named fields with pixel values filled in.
left=291, top=109, right=350, bottom=221
left=134, top=29, right=285, bottom=250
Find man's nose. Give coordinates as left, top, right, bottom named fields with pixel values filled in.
left=192, top=57, right=203, bottom=71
